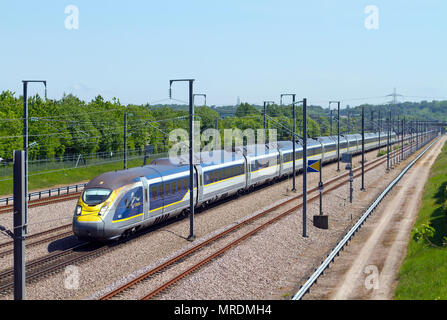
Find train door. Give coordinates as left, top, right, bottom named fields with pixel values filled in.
left=278, top=150, right=284, bottom=176
left=320, top=142, right=325, bottom=163
left=195, top=166, right=204, bottom=205
left=140, top=177, right=150, bottom=220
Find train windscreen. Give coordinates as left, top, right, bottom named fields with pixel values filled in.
left=83, top=188, right=112, bottom=206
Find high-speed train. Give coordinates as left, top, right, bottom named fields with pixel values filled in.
left=73, top=131, right=397, bottom=241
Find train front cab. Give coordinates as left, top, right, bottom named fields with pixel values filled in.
left=73, top=187, right=119, bottom=241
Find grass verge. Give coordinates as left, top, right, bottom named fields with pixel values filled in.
left=394, top=140, right=447, bottom=300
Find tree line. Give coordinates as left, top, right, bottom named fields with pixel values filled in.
left=1, top=90, right=444, bottom=162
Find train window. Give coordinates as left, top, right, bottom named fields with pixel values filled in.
left=158, top=185, right=163, bottom=197
left=165, top=184, right=170, bottom=196
left=151, top=187, right=157, bottom=200
left=172, top=182, right=176, bottom=194
left=225, top=168, right=230, bottom=178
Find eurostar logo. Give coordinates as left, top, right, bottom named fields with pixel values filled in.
left=125, top=192, right=141, bottom=209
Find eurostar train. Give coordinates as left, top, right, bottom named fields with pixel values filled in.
left=73, top=132, right=397, bottom=241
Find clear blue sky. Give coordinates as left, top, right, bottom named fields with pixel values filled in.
left=1, top=1, right=446, bottom=107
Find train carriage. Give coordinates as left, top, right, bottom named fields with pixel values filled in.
left=200, top=150, right=246, bottom=203
left=73, top=164, right=197, bottom=241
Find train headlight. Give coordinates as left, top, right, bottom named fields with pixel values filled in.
left=76, top=205, right=82, bottom=216
left=98, top=205, right=109, bottom=216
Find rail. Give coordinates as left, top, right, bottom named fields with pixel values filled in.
left=0, top=183, right=86, bottom=207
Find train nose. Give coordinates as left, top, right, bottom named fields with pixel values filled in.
left=73, top=218, right=105, bottom=241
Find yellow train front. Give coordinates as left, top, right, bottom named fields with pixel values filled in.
left=73, top=167, right=158, bottom=241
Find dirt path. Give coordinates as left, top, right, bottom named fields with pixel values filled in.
left=304, top=136, right=446, bottom=300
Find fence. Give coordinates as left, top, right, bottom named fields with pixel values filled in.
left=0, top=149, right=169, bottom=178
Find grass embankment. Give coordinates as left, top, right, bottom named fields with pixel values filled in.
left=394, top=141, right=447, bottom=300
left=0, top=158, right=146, bottom=197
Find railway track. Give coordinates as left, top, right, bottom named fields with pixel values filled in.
left=99, top=142, right=413, bottom=300
left=0, top=192, right=81, bottom=215
left=292, top=135, right=438, bottom=300
left=0, top=141, right=415, bottom=298
left=0, top=224, right=73, bottom=257
left=0, top=241, right=98, bottom=295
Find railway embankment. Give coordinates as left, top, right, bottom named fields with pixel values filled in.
left=395, top=140, right=447, bottom=300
